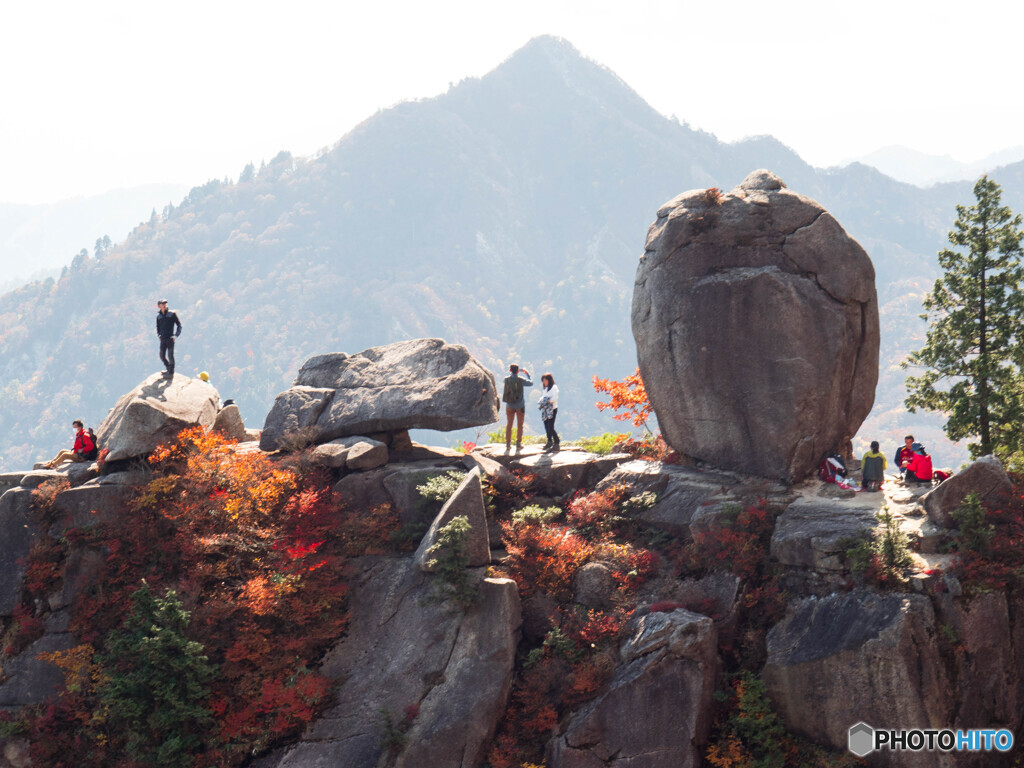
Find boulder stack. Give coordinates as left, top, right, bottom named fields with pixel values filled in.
left=631, top=170, right=879, bottom=481
left=260, top=339, right=500, bottom=451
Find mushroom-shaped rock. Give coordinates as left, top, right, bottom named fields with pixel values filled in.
left=631, top=171, right=879, bottom=481
left=97, top=373, right=220, bottom=462
left=260, top=339, right=499, bottom=451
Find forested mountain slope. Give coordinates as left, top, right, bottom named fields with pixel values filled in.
left=1, top=36, right=1019, bottom=471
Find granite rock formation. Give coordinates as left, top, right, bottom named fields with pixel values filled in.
left=97, top=373, right=220, bottom=462
left=260, top=339, right=500, bottom=451
left=632, top=170, right=879, bottom=481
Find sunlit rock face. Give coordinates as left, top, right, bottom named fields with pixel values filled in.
left=632, top=170, right=879, bottom=481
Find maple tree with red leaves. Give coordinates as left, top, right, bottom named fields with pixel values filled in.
left=592, top=367, right=653, bottom=431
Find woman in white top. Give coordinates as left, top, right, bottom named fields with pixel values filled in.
left=538, top=373, right=560, bottom=452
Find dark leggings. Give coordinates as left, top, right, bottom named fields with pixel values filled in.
left=543, top=408, right=559, bottom=442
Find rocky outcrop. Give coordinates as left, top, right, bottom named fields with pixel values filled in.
left=632, top=170, right=879, bottom=481
left=0, top=488, right=38, bottom=615
left=255, top=558, right=520, bottom=768
left=548, top=609, right=718, bottom=768
left=596, top=460, right=739, bottom=537
left=312, top=436, right=389, bottom=471
left=414, top=467, right=491, bottom=570
left=260, top=339, right=499, bottom=451
left=763, top=591, right=950, bottom=767
left=922, top=455, right=1012, bottom=529
left=212, top=403, right=248, bottom=441
left=97, top=373, right=220, bottom=461
left=479, top=445, right=630, bottom=498
left=770, top=496, right=880, bottom=571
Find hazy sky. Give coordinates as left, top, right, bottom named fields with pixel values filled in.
left=4, top=0, right=1022, bottom=204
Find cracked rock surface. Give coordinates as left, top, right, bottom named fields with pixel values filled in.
left=631, top=170, right=879, bottom=482
left=252, top=557, right=520, bottom=768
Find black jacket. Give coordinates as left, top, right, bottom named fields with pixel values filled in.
left=156, top=309, right=182, bottom=338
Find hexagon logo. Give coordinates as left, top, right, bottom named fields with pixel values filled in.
left=848, top=722, right=875, bottom=757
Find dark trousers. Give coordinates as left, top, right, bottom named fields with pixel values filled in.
left=159, top=336, right=176, bottom=372
left=543, top=408, right=559, bottom=443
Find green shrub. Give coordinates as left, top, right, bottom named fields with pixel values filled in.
left=98, top=582, right=216, bottom=768
left=844, top=508, right=913, bottom=586
left=485, top=428, right=546, bottom=445
left=575, top=433, right=628, bottom=455
left=952, top=492, right=995, bottom=553
left=376, top=707, right=410, bottom=755
left=510, top=505, right=562, bottom=528
left=417, top=471, right=466, bottom=504
left=425, top=516, right=479, bottom=609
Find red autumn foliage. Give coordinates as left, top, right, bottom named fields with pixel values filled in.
left=18, top=427, right=369, bottom=767
left=677, top=500, right=775, bottom=582
left=954, top=479, right=1024, bottom=591
left=502, top=520, right=594, bottom=601
left=592, top=367, right=653, bottom=430
left=614, top=434, right=680, bottom=464
left=566, top=485, right=628, bottom=537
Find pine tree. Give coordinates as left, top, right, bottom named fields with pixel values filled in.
left=98, top=582, right=216, bottom=767
left=903, top=176, right=1024, bottom=459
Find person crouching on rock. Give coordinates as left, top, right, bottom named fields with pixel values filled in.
left=904, top=443, right=933, bottom=484
left=538, top=373, right=560, bottom=453
left=156, top=299, right=182, bottom=377
left=45, top=420, right=99, bottom=468
left=861, top=440, right=886, bottom=491
left=502, top=364, right=532, bottom=452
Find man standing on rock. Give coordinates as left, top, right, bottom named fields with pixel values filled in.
left=156, top=299, right=182, bottom=378
left=502, top=364, right=532, bottom=452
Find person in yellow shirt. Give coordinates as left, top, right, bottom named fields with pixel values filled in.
left=861, top=441, right=887, bottom=492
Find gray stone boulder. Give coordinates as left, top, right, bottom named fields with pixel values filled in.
left=596, top=460, right=738, bottom=538
left=0, top=632, right=73, bottom=708
left=254, top=557, right=520, bottom=768
left=479, top=445, right=630, bottom=497
left=414, top=467, right=490, bottom=570
left=395, top=578, right=520, bottom=768
left=763, top=591, right=950, bottom=767
left=312, top=436, right=388, bottom=471
left=260, top=339, right=499, bottom=451
left=97, top=373, right=220, bottom=462
left=770, top=496, right=881, bottom=571
left=573, top=561, right=617, bottom=610
left=212, top=403, right=248, bottom=441
left=632, top=170, right=879, bottom=481
left=548, top=609, right=718, bottom=768
left=921, top=455, right=1012, bottom=529
left=49, top=483, right=134, bottom=537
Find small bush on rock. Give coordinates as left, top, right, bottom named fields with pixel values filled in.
left=416, top=471, right=466, bottom=505
left=425, top=516, right=479, bottom=609
left=844, top=508, right=913, bottom=587
left=575, top=433, right=628, bottom=455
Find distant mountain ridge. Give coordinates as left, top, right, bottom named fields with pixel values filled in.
left=0, top=183, right=188, bottom=290
left=1, top=35, right=1022, bottom=472
left=851, top=144, right=1024, bottom=187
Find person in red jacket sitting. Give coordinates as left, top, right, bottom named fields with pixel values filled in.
left=893, top=435, right=916, bottom=478
left=45, top=420, right=98, bottom=468
left=904, top=443, right=933, bottom=484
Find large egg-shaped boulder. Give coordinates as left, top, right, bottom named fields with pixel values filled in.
left=631, top=170, right=879, bottom=481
